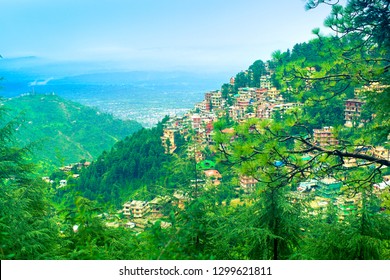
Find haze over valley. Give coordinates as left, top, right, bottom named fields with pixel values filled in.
left=1, top=57, right=227, bottom=127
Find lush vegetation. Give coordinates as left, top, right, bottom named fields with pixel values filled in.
left=1, top=0, right=389, bottom=260
left=74, top=119, right=172, bottom=208
left=2, top=94, right=142, bottom=174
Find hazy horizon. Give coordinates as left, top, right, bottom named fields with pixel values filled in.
left=0, top=0, right=343, bottom=74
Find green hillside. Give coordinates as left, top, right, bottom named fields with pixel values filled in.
left=75, top=120, right=172, bottom=207
left=2, top=93, right=142, bottom=174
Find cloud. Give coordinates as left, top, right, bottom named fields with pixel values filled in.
left=29, top=77, right=54, bottom=86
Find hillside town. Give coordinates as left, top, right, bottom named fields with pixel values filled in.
left=47, top=68, right=389, bottom=233
left=68, top=69, right=386, bottom=232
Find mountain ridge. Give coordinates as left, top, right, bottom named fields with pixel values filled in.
left=2, top=93, right=142, bottom=174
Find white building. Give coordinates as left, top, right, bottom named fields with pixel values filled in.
left=123, top=200, right=150, bottom=218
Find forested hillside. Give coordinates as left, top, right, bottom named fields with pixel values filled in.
left=2, top=94, right=142, bottom=173
left=75, top=119, right=172, bottom=207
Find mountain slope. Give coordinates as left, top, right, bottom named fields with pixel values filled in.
left=2, top=93, right=142, bottom=174
left=76, top=121, right=171, bottom=207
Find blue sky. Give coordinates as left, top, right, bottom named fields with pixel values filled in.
left=0, top=0, right=340, bottom=72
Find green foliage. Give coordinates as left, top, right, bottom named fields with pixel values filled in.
left=274, top=0, right=390, bottom=143
left=75, top=121, right=170, bottom=207
left=0, top=106, right=59, bottom=259
left=3, top=94, right=142, bottom=174
left=233, top=60, right=267, bottom=91
left=248, top=60, right=267, bottom=87
left=299, top=191, right=390, bottom=260
left=221, top=83, right=235, bottom=106
left=362, top=86, right=390, bottom=143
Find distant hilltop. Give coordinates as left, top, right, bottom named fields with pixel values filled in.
left=2, top=94, right=142, bottom=174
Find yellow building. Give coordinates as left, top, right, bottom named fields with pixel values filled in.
left=313, top=126, right=339, bottom=147
left=123, top=200, right=150, bottom=218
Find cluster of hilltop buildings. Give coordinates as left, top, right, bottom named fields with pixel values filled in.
left=194, top=77, right=300, bottom=122
left=161, top=74, right=389, bottom=157
left=157, top=74, right=390, bottom=221
left=161, top=73, right=303, bottom=156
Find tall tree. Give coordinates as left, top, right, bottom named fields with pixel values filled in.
left=0, top=105, right=59, bottom=259
left=215, top=119, right=304, bottom=259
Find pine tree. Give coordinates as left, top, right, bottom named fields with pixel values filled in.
left=0, top=105, right=59, bottom=259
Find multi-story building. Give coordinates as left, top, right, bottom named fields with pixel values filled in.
left=313, top=126, right=339, bottom=147
left=272, top=103, right=302, bottom=116
left=187, top=145, right=205, bottom=162
left=161, top=128, right=178, bottom=154
left=210, top=91, right=223, bottom=109
left=195, top=100, right=208, bottom=113
left=202, top=91, right=223, bottom=112
left=240, top=175, right=258, bottom=193
left=256, top=103, right=275, bottom=119
left=371, top=146, right=390, bottom=161
left=344, top=99, right=365, bottom=127
left=238, top=87, right=257, bottom=99
left=260, top=75, right=272, bottom=89
left=354, top=82, right=388, bottom=96
left=123, top=200, right=150, bottom=218
left=191, top=113, right=202, bottom=130
left=205, top=122, right=215, bottom=145
left=335, top=196, right=360, bottom=217
left=229, top=105, right=246, bottom=121
left=204, top=92, right=212, bottom=112
left=267, top=87, right=281, bottom=101
left=237, top=95, right=250, bottom=109
left=256, top=88, right=268, bottom=102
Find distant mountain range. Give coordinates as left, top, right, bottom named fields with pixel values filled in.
left=0, top=56, right=228, bottom=96
left=0, top=56, right=228, bottom=127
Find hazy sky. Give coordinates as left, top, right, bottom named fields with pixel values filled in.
left=0, top=0, right=339, bottom=72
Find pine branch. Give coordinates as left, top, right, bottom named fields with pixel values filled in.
left=291, top=136, right=390, bottom=166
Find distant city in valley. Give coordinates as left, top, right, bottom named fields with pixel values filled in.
left=0, top=59, right=228, bottom=127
